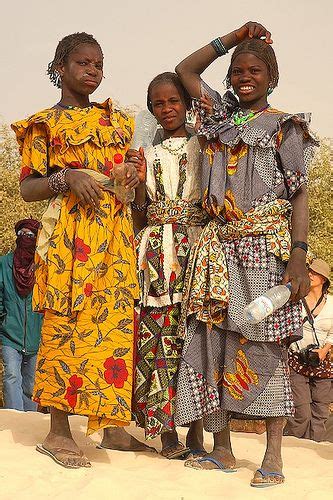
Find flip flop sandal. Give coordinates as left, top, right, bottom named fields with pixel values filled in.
left=160, top=442, right=190, bottom=460
left=250, top=468, right=285, bottom=488
left=183, top=449, right=207, bottom=462
left=96, top=442, right=157, bottom=453
left=36, top=444, right=91, bottom=469
left=185, top=456, right=237, bottom=472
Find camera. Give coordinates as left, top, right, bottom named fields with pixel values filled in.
left=298, top=344, right=320, bottom=367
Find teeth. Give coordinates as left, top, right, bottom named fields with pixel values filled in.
left=240, top=86, right=254, bottom=91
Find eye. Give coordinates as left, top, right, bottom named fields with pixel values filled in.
left=78, top=61, right=87, bottom=66
left=232, top=68, right=241, bottom=75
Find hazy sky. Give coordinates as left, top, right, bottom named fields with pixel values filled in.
left=1, top=0, right=332, bottom=137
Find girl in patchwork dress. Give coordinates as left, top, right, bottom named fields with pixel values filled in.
left=174, top=22, right=318, bottom=486
left=129, top=73, right=207, bottom=458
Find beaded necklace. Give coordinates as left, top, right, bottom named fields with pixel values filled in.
left=232, top=104, right=270, bottom=126
left=56, top=102, right=93, bottom=112
left=160, top=136, right=189, bottom=156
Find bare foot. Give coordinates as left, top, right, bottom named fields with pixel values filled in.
left=100, top=427, right=156, bottom=452
left=41, top=432, right=91, bottom=468
left=185, top=446, right=236, bottom=470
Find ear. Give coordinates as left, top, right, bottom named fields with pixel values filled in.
left=56, top=63, right=65, bottom=77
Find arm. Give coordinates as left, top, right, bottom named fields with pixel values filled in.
left=127, top=148, right=148, bottom=231
left=282, top=184, right=310, bottom=302
left=175, top=22, right=273, bottom=98
left=0, top=258, right=6, bottom=324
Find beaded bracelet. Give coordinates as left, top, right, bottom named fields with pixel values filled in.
left=131, top=199, right=150, bottom=212
left=48, top=168, right=70, bottom=194
left=210, top=38, right=228, bottom=57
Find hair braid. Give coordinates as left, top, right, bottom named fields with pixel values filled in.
left=147, top=72, right=192, bottom=113
left=47, top=32, right=102, bottom=88
left=225, top=39, right=279, bottom=90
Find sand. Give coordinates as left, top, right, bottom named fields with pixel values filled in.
left=0, top=409, right=332, bottom=500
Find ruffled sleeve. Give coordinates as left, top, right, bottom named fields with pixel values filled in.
left=277, top=114, right=318, bottom=198
left=11, top=118, right=49, bottom=181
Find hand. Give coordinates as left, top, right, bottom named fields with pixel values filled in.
left=126, top=147, right=147, bottom=184
left=235, top=21, right=273, bottom=44
left=123, top=162, right=140, bottom=189
left=65, top=169, right=104, bottom=208
left=281, top=250, right=310, bottom=303
left=200, top=95, right=214, bottom=116
left=312, top=347, right=329, bottom=362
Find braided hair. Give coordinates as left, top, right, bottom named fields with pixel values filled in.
left=47, top=32, right=103, bottom=88
left=225, top=38, right=279, bottom=90
left=147, top=72, right=192, bottom=113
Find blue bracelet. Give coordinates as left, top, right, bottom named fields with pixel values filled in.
left=210, top=38, right=228, bottom=56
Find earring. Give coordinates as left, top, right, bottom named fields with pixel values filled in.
left=267, top=83, right=274, bottom=95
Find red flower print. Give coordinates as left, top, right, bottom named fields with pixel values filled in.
left=20, top=166, right=33, bottom=182
left=74, top=237, right=91, bottom=262
left=51, top=136, right=62, bottom=147
left=99, top=115, right=111, bottom=126
left=104, top=356, right=128, bottom=388
left=84, top=283, right=93, bottom=296
left=103, top=158, right=113, bottom=177
left=69, top=161, right=83, bottom=169
left=64, top=374, right=83, bottom=408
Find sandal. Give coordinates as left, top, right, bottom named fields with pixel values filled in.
left=160, top=442, right=190, bottom=460
left=250, top=468, right=285, bottom=487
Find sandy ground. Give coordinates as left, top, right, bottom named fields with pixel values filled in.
left=0, top=409, right=332, bottom=500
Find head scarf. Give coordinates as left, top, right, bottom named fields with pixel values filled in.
left=226, top=38, right=279, bottom=89
left=12, top=219, right=40, bottom=297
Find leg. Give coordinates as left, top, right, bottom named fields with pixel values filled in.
left=186, top=419, right=206, bottom=452
left=100, top=427, right=156, bottom=452
left=186, top=410, right=236, bottom=470
left=251, top=416, right=285, bottom=486
left=309, top=378, right=332, bottom=442
left=160, top=429, right=189, bottom=459
left=2, top=345, right=24, bottom=410
left=38, top=407, right=91, bottom=468
left=21, top=353, right=38, bottom=411
left=284, top=369, right=311, bottom=439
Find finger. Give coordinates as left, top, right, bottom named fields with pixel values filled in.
left=84, top=185, right=101, bottom=208
left=90, top=182, right=104, bottom=200
left=265, top=30, right=273, bottom=43
left=248, top=23, right=255, bottom=38
left=126, top=178, right=140, bottom=189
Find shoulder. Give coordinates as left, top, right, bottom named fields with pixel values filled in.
left=11, top=107, right=57, bottom=152
left=94, top=98, right=134, bottom=133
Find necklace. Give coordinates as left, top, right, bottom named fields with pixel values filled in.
left=232, top=104, right=270, bottom=126
left=56, top=102, right=93, bottom=111
left=160, top=137, right=189, bottom=156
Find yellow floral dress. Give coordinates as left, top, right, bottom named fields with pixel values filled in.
left=12, top=100, right=139, bottom=434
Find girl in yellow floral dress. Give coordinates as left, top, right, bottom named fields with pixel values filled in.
left=12, top=32, right=140, bottom=468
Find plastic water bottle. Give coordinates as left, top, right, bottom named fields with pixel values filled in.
left=131, top=109, right=159, bottom=149
left=243, top=283, right=292, bottom=324
left=113, top=153, right=135, bottom=204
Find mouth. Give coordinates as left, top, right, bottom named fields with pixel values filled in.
left=163, top=116, right=177, bottom=124
left=237, top=85, right=255, bottom=95
left=83, top=79, right=98, bottom=87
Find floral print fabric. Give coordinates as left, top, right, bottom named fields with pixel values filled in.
left=12, top=101, right=139, bottom=434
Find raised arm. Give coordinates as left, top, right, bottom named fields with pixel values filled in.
left=175, top=22, right=273, bottom=98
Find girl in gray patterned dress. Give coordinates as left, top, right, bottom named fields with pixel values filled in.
left=174, top=21, right=318, bottom=487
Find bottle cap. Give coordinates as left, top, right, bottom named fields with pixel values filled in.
left=285, top=282, right=292, bottom=290
left=113, top=153, right=124, bottom=164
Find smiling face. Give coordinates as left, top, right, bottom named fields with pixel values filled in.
left=58, top=43, right=104, bottom=97
left=149, top=82, right=187, bottom=138
left=230, top=53, right=270, bottom=109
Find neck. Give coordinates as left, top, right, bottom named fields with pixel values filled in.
left=239, top=96, right=268, bottom=112
left=307, top=286, right=324, bottom=303
left=163, top=125, right=187, bottom=140
left=59, top=89, right=91, bottom=108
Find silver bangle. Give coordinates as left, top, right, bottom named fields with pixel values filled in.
left=131, top=199, right=149, bottom=212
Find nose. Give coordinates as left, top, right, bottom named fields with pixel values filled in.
left=86, top=63, right=98, bottom=76
left=161, top=102, right=173, bottom=115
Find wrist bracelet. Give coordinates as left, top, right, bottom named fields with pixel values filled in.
left=291, top=241, right=308, bottom=253
left=48, top=168, right=70, bottom=194
left=210, top=38, right=228, bottom=57
left=131, top=199, right=150, bottom=212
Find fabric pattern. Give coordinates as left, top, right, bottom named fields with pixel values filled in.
left=175, top=81, right=318, bottom=428
left=134, top=136, right=206, bottom=439
left=12, top=102, right=139, bottom=435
